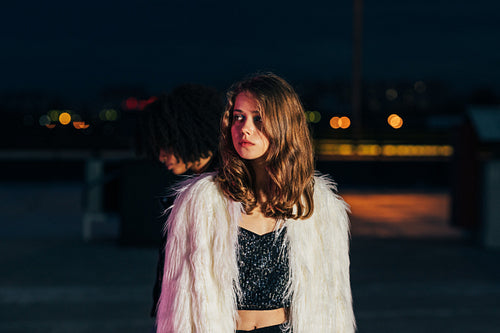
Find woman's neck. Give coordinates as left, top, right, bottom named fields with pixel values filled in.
left=250, top=158, right=268, bottom=202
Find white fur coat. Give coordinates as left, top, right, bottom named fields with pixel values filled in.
left=156, top=172, right=355, bottom=333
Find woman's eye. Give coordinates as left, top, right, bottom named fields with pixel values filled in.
left=253, top=115, right=262, bottom=122
left=233, top=114, right=244, bottom=122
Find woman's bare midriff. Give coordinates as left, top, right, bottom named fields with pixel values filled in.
left=236, top=308, right=287, bottom=331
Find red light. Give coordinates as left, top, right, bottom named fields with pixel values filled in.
left=125, top=97, right=139, bottom=110
left=138, top=96, right=158, bottom=110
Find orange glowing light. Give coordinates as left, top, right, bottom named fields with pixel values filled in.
left=339, top=144, right=353, bottom=155
left=339, top=116, right=351, bottom=129
left=357, top=144, right=382, bottom=156
left=330, top=116, right=340, bottom=129
left=388, top=114, right=403, bottom=129
left=45, top=124, right=56, bottom=129
left=73, top=121, right=90, bottom=129
left=440, top=146, right=454, bottom=156
left=382, top=145, right=397, bottom=156
left=59, top=112, right=71, bottom=125
left=316, top=140, right=454, bottom=158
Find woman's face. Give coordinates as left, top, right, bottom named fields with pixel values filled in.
left=231, top=92, right=270, bottom=161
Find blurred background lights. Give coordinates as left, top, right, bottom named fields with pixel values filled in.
left=385, top=88, right=398, bottom=101
left=49, top=110, right=60, bottom=122
left=316, top=141, right=454, bottom=158
left=59, top=112, right=71, bottom=125
left=73, top=121, right=90, bottom=129
left=106, top=109, right=118, bottom=121
left=388, top=114, right=403, bottom=129
left=330, top=116, right=340, bottom=129
left=305, top=111, right=321, bottom=123
left=339, top=144, right=353, bottom=155
left=138, top=96, right=158, bottom=110
left=100, top=109, right=118, bottom=121
left=39, top=115, right=51, bottom=126
left=357, top=144, right=381, bottom=156
left=339, top=116, right=351, bottom=129
left=99, top=110, right=106, bottom=121
left=330, top=116, right=351, bottom=129
left=414, top=81, right=427, bottom=93
left=125, top=97, right=139, bottom=110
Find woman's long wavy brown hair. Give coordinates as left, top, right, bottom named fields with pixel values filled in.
left=216, top=73, right=314, bottom=220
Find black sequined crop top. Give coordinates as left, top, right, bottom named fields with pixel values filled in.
left=237, top=227, right=291, bottom=310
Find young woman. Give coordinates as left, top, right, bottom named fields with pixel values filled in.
left=156, top=73, right=355, bottom=332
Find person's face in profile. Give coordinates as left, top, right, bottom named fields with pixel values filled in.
left=158, top=148, right=190, bottom=175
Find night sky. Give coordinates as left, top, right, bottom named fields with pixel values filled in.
left=2, top=0, right=499, bottom=102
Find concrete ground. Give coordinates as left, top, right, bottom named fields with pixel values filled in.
left=1, top=183, right=499, bottom=332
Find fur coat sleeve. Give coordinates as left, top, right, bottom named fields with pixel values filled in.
left=156, top=173, right=241, bottom=333
left=286, top=174, right=356, bottom=332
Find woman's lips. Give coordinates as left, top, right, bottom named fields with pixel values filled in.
left=239, top=140, right=254, bottom=147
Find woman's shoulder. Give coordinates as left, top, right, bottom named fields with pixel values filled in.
left=173, top=172, right=219, bottom=196
left=167, top=172, right=226, bottom=222
left=312, top=171, right=350, bottom=213
left=313, top=171, right=339, bottom=192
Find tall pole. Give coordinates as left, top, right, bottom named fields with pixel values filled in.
left=352, top=0, right=363, bottom=140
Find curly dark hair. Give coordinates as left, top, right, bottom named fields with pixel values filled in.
left=138, top=84, right=224, bottom=164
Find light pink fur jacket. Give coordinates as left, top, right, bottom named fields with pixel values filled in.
left=156, top=172, right=355, bottom=333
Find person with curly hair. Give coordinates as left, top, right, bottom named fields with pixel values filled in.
left=156, top=73, right=355, bottom=332
left=139, top=83, right=224, bottom=320
left=140, top=83, right=223, bottom=175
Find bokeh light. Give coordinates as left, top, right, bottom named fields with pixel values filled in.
left=385, top=88, right=398, bottom=101
left=330, top=116, right=340, bottom=129
left=100, top=109, right=118, bottom=121
left=73, top=121, right=90, bottom=129
left=316, top=141, right=454, bottom=158
left=388, top=114, right=403, bottom=129
left=330, top=116, right=351, bottom=129
left=125, top=97, right=139, bottom=110
left=39, top=115, right=51, bottom=126
left=138, top=96, right=158, bottom=110
left=59, top=112, right=71, bottom=125
left=48, top=110, right=60, bottom=122
left=339, top=116, right=351, bottom=129
left=106, top=109, right=118, bottom=121
left=305, top=111, right=321, bottom=123
left=414, top=81, right=427, bottom=93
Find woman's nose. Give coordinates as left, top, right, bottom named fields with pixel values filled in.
left=241, top=119, right=254, bottom=135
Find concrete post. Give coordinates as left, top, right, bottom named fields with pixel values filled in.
left=82, top=158, right=104, bottom=241
left=482, top=160, right=500, bottom=248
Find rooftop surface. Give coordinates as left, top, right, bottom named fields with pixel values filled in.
left=1, top=183, right=499, bottom=332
